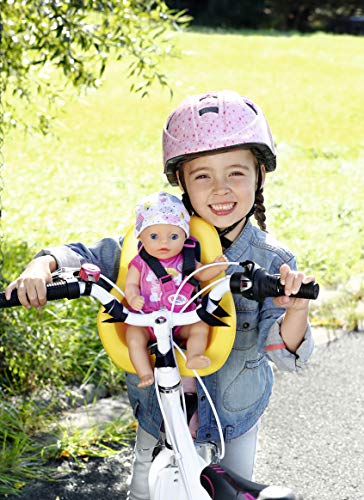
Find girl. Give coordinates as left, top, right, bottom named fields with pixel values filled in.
left=125, top=190, right=228, bottom=387
left=6, top=90, right=314, bottom=500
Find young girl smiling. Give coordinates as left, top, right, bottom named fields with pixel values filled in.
left=6, top=90, right=315, bottom=500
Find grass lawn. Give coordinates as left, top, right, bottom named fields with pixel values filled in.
left=1, top=29, right=364, bottom=495
left=3, top=30, right=364, bottom=285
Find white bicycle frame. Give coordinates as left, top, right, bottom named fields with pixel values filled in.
left=1, top=260, right=315, bottom=500
left=87, top=272, right=236, bottom=500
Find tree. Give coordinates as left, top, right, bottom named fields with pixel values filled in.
left=267, top=0, right=363, bottom=32
left=0, top=0, right=190, bottom=133
left=167, top=0, right=363, bottom=32
left=167, top=0, right=266, bottom=29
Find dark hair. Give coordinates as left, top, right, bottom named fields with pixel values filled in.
left=250, top=147, right=267, bottom=232
left=254, top=186, right=267, bottom=232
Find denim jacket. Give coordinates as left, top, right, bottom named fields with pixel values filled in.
left=38, top=220, right=314, bottom=443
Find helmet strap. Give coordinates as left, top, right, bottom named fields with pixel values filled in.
left=181, top=191, right=196, bottom=216
left=216, top=217, right=245, bottom=249
left=216, top=217, right=245, bottom=238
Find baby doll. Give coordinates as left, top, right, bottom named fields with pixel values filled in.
left=125, top=191, right=228, bottom=387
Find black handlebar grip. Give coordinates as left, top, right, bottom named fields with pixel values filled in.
left=0, top=280, right=81, bottom=309
left=231, top=266, right=319, bottom=302
left=0, top=289, right=22, bottom=308
left=257, top=271, right=319, bottom=301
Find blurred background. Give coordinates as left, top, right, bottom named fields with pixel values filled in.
left=167, top=0, right=364, bottom=33
left=1, top=1, right=363, bottom=496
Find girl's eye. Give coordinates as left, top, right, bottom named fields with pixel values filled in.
left=150, top=234, right=158, bottom=240
left=171, top=234, right=179, bottom=240
left=193, top=173, right=209, bottom=180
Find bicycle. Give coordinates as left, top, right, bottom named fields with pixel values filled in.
left=0, top=259, right=319, bottom=500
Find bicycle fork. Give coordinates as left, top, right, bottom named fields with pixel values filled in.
left=149, top=366, right=211, bottom=500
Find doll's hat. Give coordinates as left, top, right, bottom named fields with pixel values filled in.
left=134, top=191, right=190, bottom=238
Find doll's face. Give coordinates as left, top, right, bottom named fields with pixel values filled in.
left=139, top=224, right=186, bottom=260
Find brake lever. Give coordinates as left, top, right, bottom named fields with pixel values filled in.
left=51, top=263, right=102, bottom=284
left=51, top=267, right=81, bottom=280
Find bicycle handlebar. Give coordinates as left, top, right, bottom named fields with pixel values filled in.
left=0, top=260, right=319, bottom=310
left=231, top=260, right=319, bottom=301
left=0, top=279, right=82, bottom=308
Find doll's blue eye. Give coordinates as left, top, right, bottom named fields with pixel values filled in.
left=150, top=234, right=158, bottom=240
left=171, top=234, right=179, bottom=240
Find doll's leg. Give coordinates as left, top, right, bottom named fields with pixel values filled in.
left=125, top=326, right=154, bottom=388
left=179, top=321, right=211, bottom=369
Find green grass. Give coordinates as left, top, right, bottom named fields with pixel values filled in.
left=1, top=28, right=364, bottom=492
left=3, top=30, right=364, bottom=284
left=44, top=417, right=136, bottom=462
left=0, top=399, right=53, bottom=496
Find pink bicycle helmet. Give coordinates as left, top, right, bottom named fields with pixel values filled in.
left=163, top=90, right=276, bottom=186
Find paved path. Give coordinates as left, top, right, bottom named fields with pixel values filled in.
left=11, top=331, right=364, bottom=499
left=255, top=331, right=364, bottom=500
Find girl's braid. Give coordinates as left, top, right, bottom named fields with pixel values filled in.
left=250, top=147, right=268, bottom=232
left=254, top=187, right=267, bottom=232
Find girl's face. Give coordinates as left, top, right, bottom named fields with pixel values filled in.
left=180, top=149, right=265, bottom=235
left=139, top=224, right=186, bottom=260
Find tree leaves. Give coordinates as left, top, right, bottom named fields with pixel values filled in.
left=1, top=0, right=190, bottom=132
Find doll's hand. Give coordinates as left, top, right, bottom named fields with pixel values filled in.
left=273, top=264, right=315, bottom=311
left=130, top=295, right=145, bottom=311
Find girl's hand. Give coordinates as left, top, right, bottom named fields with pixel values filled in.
left=273, top=263, right=315, bottom=311
left=4, top=255, right=56, bottom=309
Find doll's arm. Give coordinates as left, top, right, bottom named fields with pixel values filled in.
left=125, top=265, right=145, bottom=310
left=193, top=255, right=228, bottom=282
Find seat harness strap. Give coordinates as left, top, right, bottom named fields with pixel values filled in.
left=138, top=237, right=201, bottom=312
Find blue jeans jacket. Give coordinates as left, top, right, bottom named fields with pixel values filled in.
left=39, top=220, right=314, bottom=443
